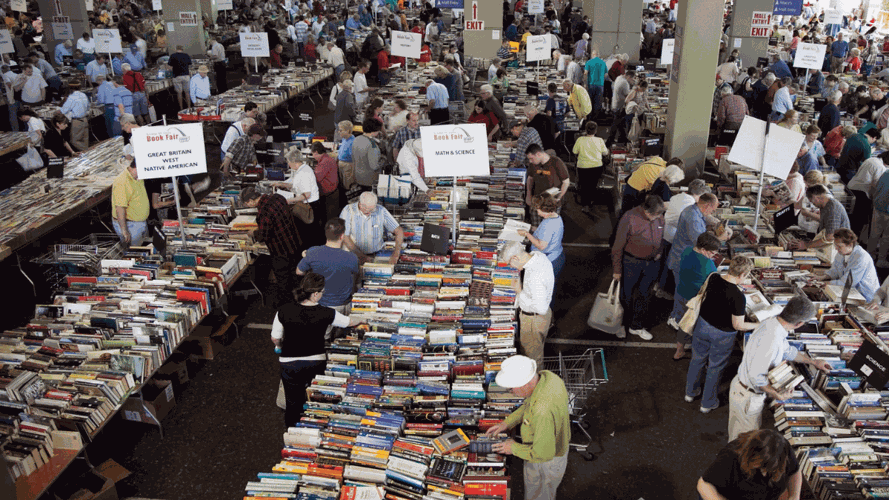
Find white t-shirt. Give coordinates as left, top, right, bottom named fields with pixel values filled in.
left=76, top=38, right=96, bottom=54
left=291, top=163, right=320, bottom=203
left=329, top=83, right=344, bottom=108
left=21, top=74, right=47, bottom=103
left=26, top=116, right=45, bottom=147
left=354, top=72, right=368, bottom=106
left=664, top=193, right=696, bottom=243
left=327, top=47, right=345, bottom=68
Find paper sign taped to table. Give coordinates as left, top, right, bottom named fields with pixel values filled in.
left=95, top=29, right=123, bottom=53
left=391, top=31, right=421, bottom=59
left=0, top=30, right=14, bottom=54
left=727, top=116, right=804, bottom=181
left=525, top=35, right=550, bottom=62
left=240, top=32, right=270, bottom=58
left=660, top=39, right=675, bottom=65
left=420, top=124, right=490, bottom=177
left=824, top=9, right=842, bottom=24
left=793, top=42, right=826, bottom=69
left=132, top=123, right=208, bottom=180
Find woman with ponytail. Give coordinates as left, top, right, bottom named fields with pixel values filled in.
left=271, top=272, right=359, bottom=426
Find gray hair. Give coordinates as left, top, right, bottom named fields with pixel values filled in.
left=283, top=145, right=303, bottom=164
left=358, top=191, right=378, bottom=207
left=562, top=55, right=572, bottom=63
left=121, top=63, right=131, bottom=72
left=719, top=85, right=734, bottom=96
left=662, top=164, right=685, bottom=185
left=338, top=120, right=354, bottom=133
left=763, top=73, right=777, bottom=86
left=781, top=77, right=793, bottom=86
left=240, top=117, right=256, bottom=128
left=778, top=295, right=816, bottom=324
left=499, top=241, right=528, bottom=264
left=839, top=81, right=850, bottom=90
left=523, top=103, right=538, bottom=115
left=688, top=178, right=710, bottom=196
left=831, top=90, right=843, bottom=102
left=119, top=113, right=137, bottom=125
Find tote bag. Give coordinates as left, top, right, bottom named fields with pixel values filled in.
left=678, top=273, right=715, bottom=334
left=587, top=279, right=623, bottom=335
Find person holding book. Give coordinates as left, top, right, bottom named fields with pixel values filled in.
left=297, top=218, right=360, bottom=341
left=271, top=272, right=359, bottom=427
left=667, top=193, right=729, bottom=304
left=698, top=430, right=801, bottom=500
left=791, top=184, right=850, bottom=250
left=685, top=255, right=760, bottom=414
left=111, top=157, right=149, bottom=247
left=485, top=355, right=570, bottom=500
left=518, top=193, right=565, bottom=304
left=812, top=228, right=879, bottom=302
left=340, top=191, right=404, bottom=265
left=500, top=242, right=554, bottom=368
left=728, top=295, right=829, bottom=441
left=669, top=232, right=720, bottom=361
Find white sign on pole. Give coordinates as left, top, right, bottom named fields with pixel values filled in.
left=85, top=0, right=93, bottom=10
left=824, top=9, right=842, bottom=24
left=95, top=29, right=123, bottom=53
left=218, top=0, right=233, bottom=10
left=727, top=116, right=805, bottom=181
left=152, top=0, right=162, bottom=10
left=528, top=0, right=544, bottom=14
left=420, top=124, right=490, bottom=177
left=793, top=42, right=827, bottom=69
left=179, top=12, right=199, bottom=26
left=239, top=32, right=270, bottom=57
left=391, top=31, right=421, bottom=59
left=660, top=39, right=675, bottom=65
left=9, top=0, right=26, bottom=13
left=51, top=17, right=74, bottom=40
left=0, top=30, right=14, bottom=54
left=525, top=35, right=551, bottom=62
left=132, top=123, right=208, bottom=180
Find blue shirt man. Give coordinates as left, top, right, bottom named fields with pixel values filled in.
left=54, top=42, right=71, bottom=66
left=113, top=84, right=134, bottom=120
left=190, top=67, right=211, bottom=103
left=831, top=39, right=849, bottom=58
left=112, top=55, right=124, bottom=76
left=124, top=46, right=146, bottom=71
left=667, top=198, right=716, bottom=274
left=584, top=56, right=607, bottom=86
left=426, top=81, right=448, bottom=109
left=85, top=57, right=108, bottom=83
left=770, top=59, right=792, bottom=79
left=345, top=17, right=361, bottom=37
left=296, top=240, right=360, bottom=308
left=60, top=90, right=90, bottom=120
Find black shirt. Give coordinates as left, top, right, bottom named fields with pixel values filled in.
left=528, top=114, right=556, bottom=151
left=169, top=52, right=192, bottom=77
left=699, top=275, right=746, bottom=332
left=817, top=103, right=840, bottom=141
left=44, top=127, right=69, bottom=158
left=276, top=303, right=336, bottom=358
left=702, top=442, right=799, bottom=500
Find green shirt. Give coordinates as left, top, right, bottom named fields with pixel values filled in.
left=502, top=370, right=571, bottom=463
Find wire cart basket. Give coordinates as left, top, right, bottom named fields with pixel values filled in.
left=541, top=348, right=608, bottom=461
left=31, top=233, right=123, bottom=293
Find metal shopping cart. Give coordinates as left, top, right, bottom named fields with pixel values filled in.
left=541, top=348, right=608, bottom=461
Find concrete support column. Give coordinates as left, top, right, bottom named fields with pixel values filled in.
left=663, top=0, right=723, bottom=173
left=162, top=0, right=206, bottom=58
left=462, top=0, right=503, bottom=60
left=583, top=0, right=642, bottom=60
left=727, top=0, right=774, bottom=71
left=36, top=0, right=90, bottom=65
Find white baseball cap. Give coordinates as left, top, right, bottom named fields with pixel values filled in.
left=495, top=355, right=537, bottom=388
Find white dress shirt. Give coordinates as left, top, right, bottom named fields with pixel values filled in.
left=737, top=317, right=798, bottom=391
left=353, top=72, right=368, bottom=107
left=221, top=121, right=247, bottom=155
left=396, top=141, right=428, bottom=192
left=291, top=163, right=320, bottom=203
left=517, top=252, right=555, bottom=315
left=326, top=47, right=345, bottom=68
left=76, top=38, right=96, bottom=54
left=664, top=193, right=696, bottom=243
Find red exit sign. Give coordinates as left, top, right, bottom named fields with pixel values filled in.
left=750, top=27, right=769, bottom=37
left=465, top=20, right=485, bottom=30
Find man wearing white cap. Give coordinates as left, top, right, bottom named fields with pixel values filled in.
left=486, top=355, right=571, bottom=500
left=500, top=241, right=554, bottom=368
left=190, top=65, right=212, bottom=104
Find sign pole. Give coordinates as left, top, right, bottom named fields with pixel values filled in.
left=109, top=52, right=114, bottom=75
left=753, top=120, right=770, bottom=232
left=451, top=176, right=457, bottom=247
left=162, top=114, right=188, bottom=245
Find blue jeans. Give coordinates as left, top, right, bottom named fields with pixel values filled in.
left=111, top=219, right=148, bottom=247
left=620, top=254, right=660, bottom=330
left=686, top=316, right=737, bottom=409
left=550, top=251, right=566, bottom=309
left=656, top=241, right=671, bottom=291
left=104, top=105, right=116, bottom=137
left=588, top=84, right=603, bottom=116
left=280, top=359, right=326, bottom=427
left=334, top=64, right=345, bottom=78
left=8, top=99, right=19, bottom=131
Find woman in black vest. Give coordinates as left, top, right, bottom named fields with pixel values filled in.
left=271, top=272, right=357, bottom=427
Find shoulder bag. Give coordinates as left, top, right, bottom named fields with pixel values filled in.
left=678, top=273, right=716, bottom=334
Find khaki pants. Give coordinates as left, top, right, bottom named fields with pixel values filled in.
left=520, top=308, right=552, bottom=368
left=831, top=55, right=845, bottom=74
left=869, top=211, right=889, bottom=264
left=70, top=118, right=88, bottom=151
left=524, top=453, right=568, bottom=500
left=727, top=376, right=766, bottom=442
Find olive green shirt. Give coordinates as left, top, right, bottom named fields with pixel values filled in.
left=502, top=370, right=571, bottom=463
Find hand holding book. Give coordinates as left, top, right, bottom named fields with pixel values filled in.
left=491, top=439, right=514, bottom=455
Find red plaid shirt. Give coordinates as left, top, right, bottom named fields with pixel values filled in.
left=255, top=194, right=301, bottom=256
left=716, top=94, right=748, bottom=128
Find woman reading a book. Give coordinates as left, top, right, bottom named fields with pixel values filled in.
left=271, top=272, right=360, bottom=427
left=697, top=429, right=801, bottom=500
left=811, top=228, right=879, bottom=303
left=517, top=193, right=565, bottom=302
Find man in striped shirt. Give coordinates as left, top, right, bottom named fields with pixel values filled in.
left=340, top=191, right=404, bottom=265
left=112, top=76, right=133, bottom=137
left=294, top=17, right=309, bottom=58
left=59, top=86, right=90, bottom=151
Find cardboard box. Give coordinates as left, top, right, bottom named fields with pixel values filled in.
left=180, top=316, right=237, bottom=360
left=63, top=459, right=130, bottom=500
left=120, top=379, right=176, bottom=424
left=154, top=352, right=190, bottom=394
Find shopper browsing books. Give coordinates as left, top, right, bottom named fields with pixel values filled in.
left=271, top=272, right=360, bottom=427
left=111, top=157, right=149, bottom=247
left=698, top=430, right=801, bottom=500
left=669, top=232, right=721, bottom=360
left=500, top=242, right=554, bottom=368
left=517, top=193, right=565, bottom=292
left=811, top=228, right=880, bottom=302
left=340, top=192, right=404, bottom=265
left=485, top=355, right=570, bottom=500
left=791, top=184, right=850, bottom=250
left=685, top=256, right=760, bottom=414
left=728, top=296, right=828, bottom=441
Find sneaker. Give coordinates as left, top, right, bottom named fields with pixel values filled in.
left=629, top=328, right=653, bottom=340
left=700, top=405, right=718, bottom=414
left=667, top=317, right=680, bottom=330
left=615, top=327, right=626, bottom=339
left=684, top=390, right=699, bottom=403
